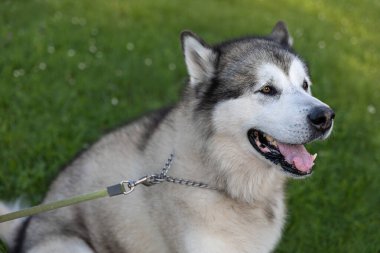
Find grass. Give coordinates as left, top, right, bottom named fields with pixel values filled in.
left=0, top=0, right=379, bottom=252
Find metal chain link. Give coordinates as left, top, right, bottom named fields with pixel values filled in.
left=137, top=153, right=218, bottom=191
left=161, top=153, right=174, bottom=176
left=164, top=175, right=218, bottom=190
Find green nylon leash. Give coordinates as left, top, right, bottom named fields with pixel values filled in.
left=0, top=189, right=109, bottom=223
left=0, top=154, right=175, bottom=224
left=0, top=153, right=172, bottom=224
left=0, top=175, right=152, bottom=223
left=0, top=178, right=139, bottom=223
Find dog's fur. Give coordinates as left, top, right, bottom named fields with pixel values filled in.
left=1, top=21, right=334, bottom=253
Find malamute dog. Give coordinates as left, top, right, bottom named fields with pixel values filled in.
left=1, top=21, right=334, bottom=253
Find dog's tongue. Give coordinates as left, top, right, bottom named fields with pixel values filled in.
left=277, top=143, right=315, bottom=172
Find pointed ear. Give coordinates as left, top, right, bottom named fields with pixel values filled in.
left=269, top=21, right=293, bottom=48
left=181, top=31, right=218, bottom=86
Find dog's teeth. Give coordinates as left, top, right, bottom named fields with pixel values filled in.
left=266, top=135, right=273, bottom=142
left=312, top=153, right=318, bottom=161
left=265, top=135, right=278, bottom=147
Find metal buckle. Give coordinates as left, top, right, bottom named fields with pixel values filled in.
left=120, top=180, right=136, bottom=195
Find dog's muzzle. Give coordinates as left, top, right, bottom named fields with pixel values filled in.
left=247, top=105, right=334, bottom=177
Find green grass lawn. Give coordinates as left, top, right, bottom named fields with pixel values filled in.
left=0, top=0, right=379, bottom=252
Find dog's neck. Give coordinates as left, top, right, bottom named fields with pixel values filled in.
left=164, top=107, right=287, bottom=205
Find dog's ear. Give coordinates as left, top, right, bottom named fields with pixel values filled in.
left=269, top=21, right=293, bottom=48
left=181, top=31, right=218, bottom=87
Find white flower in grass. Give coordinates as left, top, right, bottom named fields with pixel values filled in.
left=71, top=17, right=86, bottom=26
left=78, top=62, right=87, bottom=70
left=367, top=105, right=376, bottom=114
left=111, top=97, right=119, bottom=106
left=144, top=58, right=152, bottom=66
left=295, top=29, right=303, bottom=38
left=47, top=45, right=55, bottom=54
left=67, top=49, right=76, bottom=57
left=350, top=37, right=358, bottom=45
left=318, top=41, right=326, bottom=49
left=334, top=32, right=342, bottom=41
left=96, top=52, right=103, bottom=59
left=318, top=13, right=326, bottom=21
left=89, top=45, right=97, bottom=53
left=168, top=63, right=176, bottom=71
left=78, top=18, right=86, bottom=26
left=71, top=17, right=79, bottom=25
left=38, top=62, right=47, bottom=70
left=126, top=42, right=134, bottom=51
left=13, top=69, right=25, bottom=78
left=53, top=12, right=63, bottom=21
left=91, top=28, right=99, bottom=36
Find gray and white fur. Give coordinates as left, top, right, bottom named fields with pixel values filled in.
left=0, top=21, right=334, bottom=253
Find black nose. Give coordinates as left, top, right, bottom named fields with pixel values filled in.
left=307, top=106, right=335, bottom=131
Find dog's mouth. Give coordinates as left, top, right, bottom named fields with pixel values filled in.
left=247, top=129, right=317, bottom=177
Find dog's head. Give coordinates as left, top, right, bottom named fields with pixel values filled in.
left=181, top=21, right=334, bottom=179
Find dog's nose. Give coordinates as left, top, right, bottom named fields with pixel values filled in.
left=307, top=106, right=335, bottom=131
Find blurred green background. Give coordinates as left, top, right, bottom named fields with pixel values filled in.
left=0, top=0, right=379, bottom=252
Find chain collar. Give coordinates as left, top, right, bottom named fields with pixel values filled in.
left=122, top=153, right=219, bottom=194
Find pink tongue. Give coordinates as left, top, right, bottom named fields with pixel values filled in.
left=277, top=143, right=315, bottom=172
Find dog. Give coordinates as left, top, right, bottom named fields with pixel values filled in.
left=0, top=21, right=334, bottom=253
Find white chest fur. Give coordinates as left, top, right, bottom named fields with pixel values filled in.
left=180, top=191, right=286, bottom=253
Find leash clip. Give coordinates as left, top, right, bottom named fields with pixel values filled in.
left=120, top=174, right=158, bottom=194
left=109, top=154, right=175, bottom=196
left=120, top=180, right=136, bottom=195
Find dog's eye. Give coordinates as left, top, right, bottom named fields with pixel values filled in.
left=260, top=85, right=277, bottom=95
left=302, top=81, right=309, bottom=91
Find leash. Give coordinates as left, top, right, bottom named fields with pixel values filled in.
left=0, top=154, right=218, bottom=223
